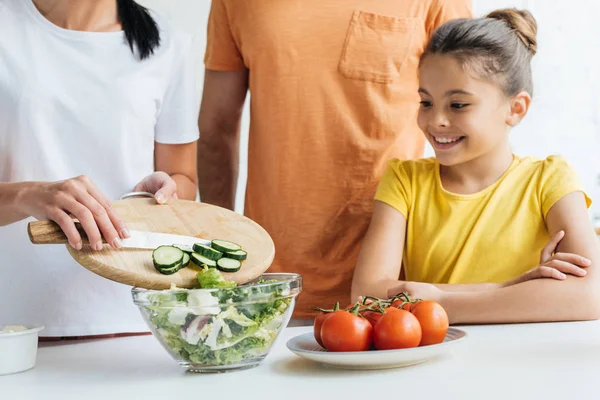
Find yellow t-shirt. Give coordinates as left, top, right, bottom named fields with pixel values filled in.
left=374, top=155, right=592, bottom=284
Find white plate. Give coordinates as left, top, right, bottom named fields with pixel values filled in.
left=286, top=327, right=467, bottom=370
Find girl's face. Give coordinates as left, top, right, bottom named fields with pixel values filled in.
left=417, top=54, right=528, bottom=167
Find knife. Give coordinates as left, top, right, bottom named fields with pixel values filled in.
left=27, top=220, right=210, bottom=249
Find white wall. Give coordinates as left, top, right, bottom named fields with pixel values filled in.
left=139, top=0, right=600, bottom=224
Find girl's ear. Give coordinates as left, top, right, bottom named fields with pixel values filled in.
left=506, top=91, right=531, bottom=127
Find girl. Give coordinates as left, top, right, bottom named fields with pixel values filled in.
left=0, top=0, right=198, bottom=337
left=351, top=9, right=600, bottom=324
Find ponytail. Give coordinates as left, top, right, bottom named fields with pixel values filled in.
left=117, top=0, right=161, bottom=60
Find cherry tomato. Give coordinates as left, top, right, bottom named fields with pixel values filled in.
left=391, top=299, right=414, bottom=311
left=373, top=309, right=422, bottom=350
left=410, top=300, right=449, bottom=346
left=320, top=311, right=373, bottom=352
left=362, top=307, right=401, bottom=328
left=313, top=312, right=333, bottom=348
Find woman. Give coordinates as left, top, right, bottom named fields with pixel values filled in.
left=0, top=0, right=198, bottom=337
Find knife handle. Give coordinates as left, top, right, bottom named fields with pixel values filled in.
left=27, top=220, right=98, bottom=245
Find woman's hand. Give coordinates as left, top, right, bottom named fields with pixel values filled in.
left=133, top=171, right=178, bottom=204
left=20, top=176, right=128, bottom=250
left=501, top=230, right=590, bottom=288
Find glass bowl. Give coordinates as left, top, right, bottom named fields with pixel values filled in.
left=132, top=273, right=302, bottom=373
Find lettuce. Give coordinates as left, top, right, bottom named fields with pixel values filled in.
left=197, top=268, right=237, bottom=289
left=146, top=272, right=292, bottom=366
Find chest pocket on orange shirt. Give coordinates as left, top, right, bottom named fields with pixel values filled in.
left=339, top=11, right=421, bottom=83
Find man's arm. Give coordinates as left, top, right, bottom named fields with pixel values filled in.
left=197, top=69, right=248, bottom=210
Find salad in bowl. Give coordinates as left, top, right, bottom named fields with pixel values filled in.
left=132, top=268, right=302, bottom=372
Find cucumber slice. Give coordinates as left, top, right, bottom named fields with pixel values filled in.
left=211, top=239, right=241, bottom=253
left=173, top=244, right=194, bottom=254
left=193, top=243, right=223, bottom=261
left=153, top=246, right=184, bottom=270
left=191, top=252, right=217, bottom=268
left=224, top=249, right=247, bottom=261
left=156, top=261, right=183, bottom=275
left=216, top=258, right=242, bottom=273
left=182, top=252, right=191, bottom=267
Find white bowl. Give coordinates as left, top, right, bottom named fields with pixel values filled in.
left=0, top=325, right=44, bottom=375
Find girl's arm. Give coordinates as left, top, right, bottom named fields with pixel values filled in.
left=393, top=192, right=600, bottom=324
left=354, top=198, right=593, bottom=303
left=437, top=229, right=587, bottom=292
left=441, top=192, right=600, bottom=323
left=352, top=201, right=503, bottom=300
left=351, top=201, right=407, bottom=300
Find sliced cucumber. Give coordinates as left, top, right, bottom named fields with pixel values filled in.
left=157, top=261, right=183, bottom=275
left=153, top=246, right=184, bottom=271
left=173, top=244, right=194, bottom=254
left=216, top=257, right=242, bottom=273
left=211, top=239, right=241, bottom=253
left=224, top=249, right=247, bottom=261
left=182, top=252, right=191, bottom=267
left=191, top=252, right=217, bottom=268
left=193, top=243, right=223, bottom=261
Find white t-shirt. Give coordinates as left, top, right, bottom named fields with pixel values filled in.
left=0, top=0, right=199, bottom=336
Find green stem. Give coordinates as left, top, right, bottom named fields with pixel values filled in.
left=313, top=301, right=340, bottom=314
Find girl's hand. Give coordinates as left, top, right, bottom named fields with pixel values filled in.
left=502, top=254, right=590, bottom=287
left=387, top=281, right=445, bottom=304
left=20, top=176, right=128, bottom=251
left=133, top=172, right=178, bottom=204
left=501, top=231, right=590, bottom=287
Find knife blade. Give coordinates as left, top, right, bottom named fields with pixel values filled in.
left=121, top=230, right=210, bottom=250
left=28, top=220, right=210, bottom=249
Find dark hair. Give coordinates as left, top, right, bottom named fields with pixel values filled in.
left=117, top=0, right=161, bottom=60
left=422, top=8, right=537, bottom=97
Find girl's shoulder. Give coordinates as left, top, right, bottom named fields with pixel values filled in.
left=514, top=154, right=590, bottom=215
left=514, top=154, right=575, bottom=178
left=386, top=157, right=438, bottom=177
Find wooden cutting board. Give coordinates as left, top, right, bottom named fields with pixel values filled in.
left=31, top=199, right=275, bottom=290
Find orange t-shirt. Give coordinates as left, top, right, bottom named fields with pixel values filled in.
left=205, top=0, right=472, bottom=318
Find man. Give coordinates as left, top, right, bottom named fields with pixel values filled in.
left=198, top=0, right=472, bottom=320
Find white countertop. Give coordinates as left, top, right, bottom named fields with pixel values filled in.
left=4, top=321, right=600, bottom=400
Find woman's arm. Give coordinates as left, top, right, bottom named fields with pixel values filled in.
left=0, top=182, right=30, bottom=226
left=0, top=178, right=127, bottom=250
left=438, top=192, right=600, bottom=324
left=134, top=142, right=198, bottom=202
left=155, top=142, right=198, bottom=200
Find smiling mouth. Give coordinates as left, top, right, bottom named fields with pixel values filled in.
left=430, top=134, right=466, bottom=149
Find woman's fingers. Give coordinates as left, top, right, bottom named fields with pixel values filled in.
left=46, top=208, right=83, bottom=250
left=81, top=176, right=129, bottom=239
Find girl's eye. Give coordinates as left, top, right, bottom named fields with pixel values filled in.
left=451, top=103, right=469, bottom=109
left=420, top=101, right=432, bottom=108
